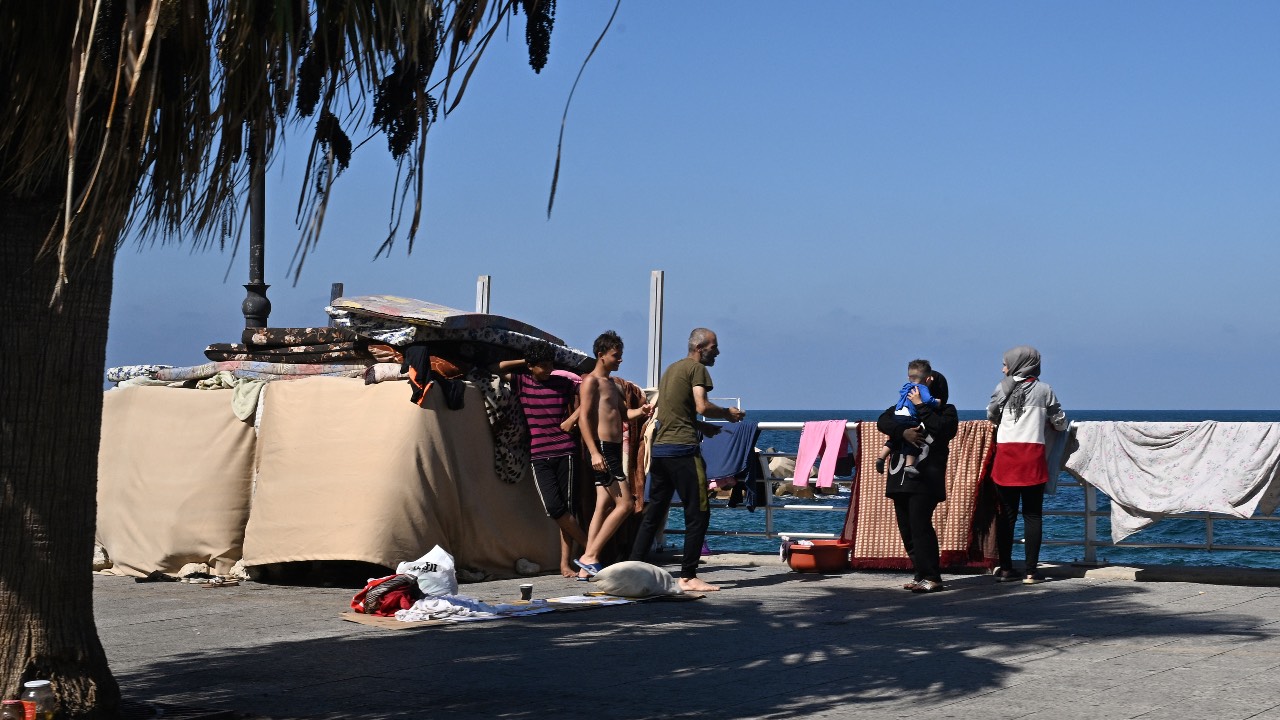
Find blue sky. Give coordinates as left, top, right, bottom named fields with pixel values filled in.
left=108, top=2, right=1280, bottom=410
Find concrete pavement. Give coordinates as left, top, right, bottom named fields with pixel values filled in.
left=95, top=554, right=1280, bottom=719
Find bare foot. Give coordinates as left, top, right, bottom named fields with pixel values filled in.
left=561, top=565, right=578, bottom=578
left=679, top=577, right=720, bottom=592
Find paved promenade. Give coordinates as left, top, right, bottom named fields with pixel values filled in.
left=96, top=554, right=1280, bottom=719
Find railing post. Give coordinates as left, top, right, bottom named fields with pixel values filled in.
left=647, top=270, right=664, bottom=389
left=1205, top=517, right=1214, bottom=551
left=327, top=283, right=343, bottom=327
left=757, top=452, right=775, bottom=539
left=1083, top=484, right=1098, bottom=564
left=476, top=275, right=491, bottom=313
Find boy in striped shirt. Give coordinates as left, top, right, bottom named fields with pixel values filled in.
left=495, top=342, right=588, bottom=578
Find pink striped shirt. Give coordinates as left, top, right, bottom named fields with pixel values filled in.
left=514, top=372, right=580, bottom=459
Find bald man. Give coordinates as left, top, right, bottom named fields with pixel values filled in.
left=629, top=327, right=745, bottom=592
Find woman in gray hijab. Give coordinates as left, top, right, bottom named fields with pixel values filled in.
left=987, top=345, right=1068, bottom=585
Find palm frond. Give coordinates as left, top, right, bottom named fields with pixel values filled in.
left=0, top=0, right=564, bottom=294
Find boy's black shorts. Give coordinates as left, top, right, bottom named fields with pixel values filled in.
left=592, top=441, right=626, bottom=487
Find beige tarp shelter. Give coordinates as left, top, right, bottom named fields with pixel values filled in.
left=96, top=378, right=558, bottom=578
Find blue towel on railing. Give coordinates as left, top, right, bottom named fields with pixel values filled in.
left=700, top=420, right=761, bottom=481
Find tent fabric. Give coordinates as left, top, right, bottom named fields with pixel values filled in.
left=1064, top=421, right=1280, bottom=542
left=96, top=378, right=559, bottom=579
left=240, top=377, right=558, bottom=575
left=96, top=386, right=256, bottom=577
left=842, top=420, right=996, bottom=570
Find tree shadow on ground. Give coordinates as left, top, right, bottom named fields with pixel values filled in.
left=105, top=571, right=1273, bottom=720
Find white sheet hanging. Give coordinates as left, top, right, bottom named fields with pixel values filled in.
left=1064, top=422, right=1280, bottom=541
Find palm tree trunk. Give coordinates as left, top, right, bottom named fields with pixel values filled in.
left=0, top=192, right=121, bottom=718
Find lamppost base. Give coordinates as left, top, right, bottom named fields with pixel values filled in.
left=242, top=283, right=272, bottom=329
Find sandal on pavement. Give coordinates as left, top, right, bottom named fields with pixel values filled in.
left=993, top=567, right=1021, bottom=583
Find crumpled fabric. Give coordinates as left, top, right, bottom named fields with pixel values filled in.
left=192, top=371, right=265, bottom=421
left=196, top=370, right=238, bottom=390
left=231, top=380, right=266, bottom=421
left=467, top=368, right=529, bottom=484
left=351, top=574, right=424, bottom=615
left=1065, top=421, right=1280, bottom=541
left=364, top=362, right=408, bottom=384
left=394, top=594, right=499, bottom=622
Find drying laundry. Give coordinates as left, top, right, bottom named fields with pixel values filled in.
left=793, top=420, right=855, bottom=488
left=1064, top=421, right=1280, bottom=541
left=701, top=420, right=761, bottom=483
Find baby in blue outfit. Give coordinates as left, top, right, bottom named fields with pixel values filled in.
left=875, top=380, right=939, bottom=477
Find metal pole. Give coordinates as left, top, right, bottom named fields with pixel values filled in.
left=1083, top=484, right=1098, bottom=564
left=476, top=275, right=491, bottom=313
left=647, top=270, right=667, bottom=551
left=242, top=128, right=271, bottom=329
left=327, top=283, right=343, bottom=327
left=647, top=270, right=664, bottom=388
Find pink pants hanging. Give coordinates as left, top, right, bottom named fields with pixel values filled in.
left=793, top=420, right=853, bottom=488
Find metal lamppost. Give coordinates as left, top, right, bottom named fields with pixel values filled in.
left=241, top=129, right=271, bottom=329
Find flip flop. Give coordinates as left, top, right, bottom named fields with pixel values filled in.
left=574, top=559, right=603, bottom=577
left=575, top=574, right=591, bottom=582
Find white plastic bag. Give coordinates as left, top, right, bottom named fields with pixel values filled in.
left=396, top=545, right=458, bottom=597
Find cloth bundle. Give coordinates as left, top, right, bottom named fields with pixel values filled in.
left=205, top=326, right=401, bottom=364
left=108, top=326, right=390, bottom=387
left=153, top=361, right=371, bottom=382
left=351, top=574, right=424, bottom=616
left=242, top=326, right=357, bottom=347
left=205, top=342, right=387, bottom=364
left=326, top=295, right=592, bottom=372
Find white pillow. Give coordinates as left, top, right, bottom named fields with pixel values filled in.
left=591, top=561, right=681, bottom=597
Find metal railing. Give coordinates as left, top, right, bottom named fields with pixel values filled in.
left=661, top=416, right=855, bottom=543
left=661, top=413, right=1280, bottom=563
left=1043, top=477, right=1280, bottom=564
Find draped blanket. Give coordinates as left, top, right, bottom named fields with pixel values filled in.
left=1064, top=422, right=1280, bottom=542
left=841, top=421, right=996, bottom=570
left=154, top=361, right=371, bottom=382
left=97, top=378, right=560, bottom=578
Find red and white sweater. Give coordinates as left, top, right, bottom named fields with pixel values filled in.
left=987, top=378, right=1067, bottom=487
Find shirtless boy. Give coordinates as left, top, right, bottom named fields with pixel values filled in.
left=574, top=331, right=653, bottom=579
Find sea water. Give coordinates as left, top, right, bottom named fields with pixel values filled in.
left=666, top=410, right=1280, bottom=569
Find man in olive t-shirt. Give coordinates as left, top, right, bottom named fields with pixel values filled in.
left=630, top=327, right=745, bottom=592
